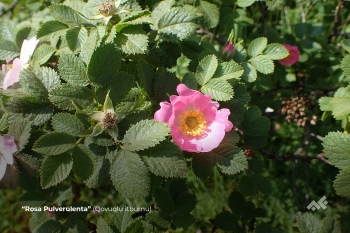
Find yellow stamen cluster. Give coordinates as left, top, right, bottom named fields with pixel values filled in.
left=179, top=110, right=206, bottom=136
left=99, top=2, right=116, bottom=16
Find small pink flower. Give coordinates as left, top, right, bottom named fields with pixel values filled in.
left=154, top=84, right=233, bottom=153
left=279, top=44, right=300, bottom=66
left=1, top=36, right=39, bottom=90
left=222, top=42, right=235, bottom=58
left=0, top=134, right=18, bottom=181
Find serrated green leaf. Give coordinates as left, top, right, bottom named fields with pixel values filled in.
left=244, top=116, right=270, bottom=136
left=174, top=192, right=196, bottom=215
left=19, top=69, right=49, bottom=101
left=32, top=44, right=56, bottom=67
left=154, top=71, right=179, bottom=102
left=123, top=119, right=170, bottom=151
left=49, top=84, right=94, bottom=111
left=52, top=113, right=85, bottom=136
left=173, top=214, right=195, bottom=228
left=252, top=174, right=272, bottom=195
left=8, top=118, right=31, bottom=151
left=250, top=55, right=274, bottom=74
left=58, top=54, right=88, bottom=86
left=321, top=214, right=341, bottom=233
left=34, top=219, right=62, bottom=233
left=0, top=40, right=20, bottom=60
left=52, top=185, right=72, bottom=206
left=158, top=5, right=199, bottom=41
left=192, top=152, right=214, bottom=179
left=237, top=0, right=255, bottom=7
left=215, top=211, right=239, bottom=231
left=213, top=61, right=244, bottom=81
left=40, top=153, right=73, bottom=188
left=201, top=79, right=233, bottom=101
left=36, top=20, right=69, bottom=40
left=85, top=157, right=110, bottom=188
left=0, top=20, right=16, bottom=41
left=323, top=132, right=350, bottom=169
left=228, top=191, right=246, bottom=217
left=113, top=211, right=133, bottom=233
left=110, top=150, right=149, bottom=199
left=213, top=145, right=248, bottom=175
left=151, top=0, right=175, bottom=27
left=81, top=28, right=100, bottom=64
left=66, top=26, right=88, bottom=52
left=263, top=43, right=289, bottom=60
left=50, top=4, right=82, bottom=26
left=137, top=61, right=155, bottom=98
left=333, top=169, right=350, bottom=198
left=96, top=217, right=114, bottom=233
left=124, top=220, right=144, bottom=233
left=182, top=73, right=198, bottom=90
left=342, top=39, right=350, bottom=53
left=16, top=27, right=33, bottom=48
left=297, top=213, right=322, bottom=233
left=154, top=188, right=175, bottom=213
left=341, top=55, right=350, bottom=77
left=233, top=44, right=247, bottom=63
left=140, top=141, right=186, bottom=178
left=239, top=176, right=256, bottom=196
left=19, top=192, right=45, bottom=207
left=196, top=55, right=218, bottom=85
left=88, top=43, right=121, bottom=87
left=14, top=154, right=40, bottom=176
left=198, top=1, right=219, bottom=29
left=248, top=37, right=267, bottom=57
left=115, top=26, right=148, bottom=55
left=146, top=211, right=171, bottom=229
left=243, top=134, right=267, bottom=150
left=242, top=62, right=257, bottom=82
left=72, top=145, right=95, bottom=181
left=35, top=67, right=61, bottom=92
left=33, top=132, right=76, bottom=155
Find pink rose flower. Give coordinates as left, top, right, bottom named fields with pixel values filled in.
left=1, top=36, right=39, bottom=90
left=278, top=44, right=300, bottom=66
left=222, top=42, right=235, bottom=59
left=154, top=84, right=233, bottom=153
left=0, top=134, right=18, bottom=181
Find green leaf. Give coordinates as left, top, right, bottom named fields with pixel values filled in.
left=16, top=27, right=33, bottom=48
left=115, top=26, right=148, bottom=55
left=123, top=119, right=170, bottom=152
left=213, top=145, right=248, bottom=175
left=248, top=158, right=264, bottom=173
left=242, top=62, right=257, bottom=82
left=196, top=55, right=218, bottom=85
left=198, top=1, right=219, bottom=29
left=66, top=26, right=88, bottom=52
left=85, top=157, right=110, bottom=188
left=35, top=67, right=61, bottom=92
left=88, top=43, right=121, bottom=87
left=215, top=211, right=239, bottom=231
left=20, top=191, right=45, bottom=207
left=244, top=116, right=270, bottom=136
left=228, top=191, right=246, bottom=217
left=49, top=84, right=94, bottom=111
left=140, top=141, right=186, bottom=178
left=154, top=188, right=175, bottom=213
left=124, top=220, right=144, bottom=233
left=36, top=20, right=69, bottom=40
left=174, top=192, right=196, bottom=215
left=0, top=20, right=16, bottom=41
left=333, top=169, right=350, bottom=199
left=182, top=73, right=198, bottom=90
left=40, top=153, right=73, bottom=189
left=243, top=134, right=267, bottom=150
left=192, top=152, right=214, bottom=179
left=110, top=150, right=149, bottom=199
left=322, top=132, right=350, bottom=169
left=341, top=55, right=350, bottom=77
left=239, top=176, right=256, bottom=196
left=263, top=43, right=289, bottom=60
left=14, top=154, right=40, bottom=176
left=33, top=132, right=76, bottom=155
left=8, top=118, right=31, bottom=151
left=342, top=39, right=350, bottom=53
left=33, top=219, right=62, bottom=233
left=49, top=4, right=82, bottom=26
left=173, top=214, right=195, bottom=228
left=19, top=69, right=49, bottom=101
left=58, top=54, right=89, bottom=86
left=0, top=40, right=20, bottom=60
left=72, top=145, right=95, bottom=181
left=201, top=79, right=234, bottom=101
left=158, top=5, right=199, bottom=41
left=237, top=0, right=255, bottom=7
left=297, top=213, right=322, bottom=233
left=213, top=61, right=244, bottom=81
left=32, top=44, right=56, bottom=67
left=252, top=174, right=272, bottom=195
left=233, top=44, right=247, bottom=63
left=96, top=217, right=114, bottom=233
left=113, top=211, right=133, bottom=233
left=137, top=61, right=155, bottom=98
left=319, top=96, right=350, bottom=120
left=248, top=37, right=267, bottom=57
left=151, top=0, right=175, bottom=27
left=52, top=113, right=85, bottom=136
left=321, top=214, right=341, bottom=233
left=81, top=28, right=100, bottom=64
left=250, top=55, right=274, bottom=74
left=146, top=211, right=171, bottom=229
left=154, top=71, right=179, bottom=102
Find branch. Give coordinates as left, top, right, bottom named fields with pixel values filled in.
left=0, top=0, right=19, bottom=17
left=298, top=0, right=306, bottom=23
left=196, top=26, right=226, bottom=45
left=328, top=0, right=345, bottom=41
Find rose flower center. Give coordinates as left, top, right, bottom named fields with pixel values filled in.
left=99, top=2, right=116, bottom=16
left=179, top=110, right=207, bottom=136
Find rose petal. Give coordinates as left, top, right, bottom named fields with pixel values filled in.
left=1, top=58, right=23, bottom=90
left=20, top=36, right=39, bottom=65
left=0, top=156, right=7, bottom=181
left=0, top=135, right=17, bottom=165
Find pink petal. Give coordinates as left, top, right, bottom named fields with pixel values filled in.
left=279, top=44, right=300, bottom=66
left=0, top=134, right=18, bottom=165
left=154, top=102, right=173, bottom=123
left=215, top=108, right=233, bottom=132
left=1, top=58, right=23, bottom=90
left=1, top=64, right=6, bottom=76
left=20, top=36, right=39, bottom=64
left=0, top=156, right=6, bottom=181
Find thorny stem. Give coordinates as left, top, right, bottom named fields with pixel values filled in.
left=196, top=26, right=226, bottom=45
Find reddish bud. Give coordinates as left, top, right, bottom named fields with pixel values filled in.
left=245, top=149, right=253, bottom=157
left=222, top=42, right=235, bottom=59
